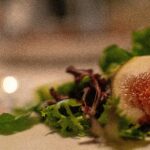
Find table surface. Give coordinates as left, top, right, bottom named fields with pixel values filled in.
left=0, top=123, right=150, bottom=150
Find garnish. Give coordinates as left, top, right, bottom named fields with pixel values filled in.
left=38, top=27, right=150, bottom=139
left=99, top=27, right=150, bottom=76
left=99, top=45, right=132, bottom=76
left=0, top=113, right=39, bottom=135
left=132, top=28, right=150, bottom=56
left=66, top=66, right=110, bottom=117
left=41, top=66, right=110, bottom=136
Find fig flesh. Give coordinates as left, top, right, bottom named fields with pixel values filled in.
left=113, top=56, right=150, bottom=124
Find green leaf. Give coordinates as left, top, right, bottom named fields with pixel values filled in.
left=120, top=127, right=145, bottom=140
left=0, top=113, right=39, bottom=135
left=99, top=45, right=132, bottom=75
left=41, top=99, right=89, bottom=136
left=57, top=82, right=75, bottom=95
left=36, top=84, right=52, bottom=102
left=0, top=113, right=15, bottom=123
left=114, top=97, right=148, bottom=140
left=57, top=78, right=90, bottom=96
left=35, top=77, right=91, bottom=112
left=98, top=97, right=119, bottom=126
left=132, top=28, right=150, bottom=55
left=100, top=97, right=146, bottom=140
left=98, top=101, right=111, bottom=125
left=78, top=76, right=90, bottom=88
left=118, top=116, right=145, bottom=140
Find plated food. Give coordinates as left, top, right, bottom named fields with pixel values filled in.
left=0, top=27, right=150, bottom=143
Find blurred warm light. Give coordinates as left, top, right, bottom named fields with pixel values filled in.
left=2, top=76, right=18, bottom=94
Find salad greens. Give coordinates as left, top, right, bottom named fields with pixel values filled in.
left=0, top=27, right=150, bottom=141
left=36, top=84, right=52, bottom=102
left=132, top=28, right=150, bottom=56
left=99, top=45, right=132, bottom=75
left=40, top=66, right=110, bottom=136
left=41, top=99, right=89, bottom=136
left=0, top=113, right=39, bottom=135
left=98, top=97, right=147, bottom=140
left=100, top=27, right=150, bottom=75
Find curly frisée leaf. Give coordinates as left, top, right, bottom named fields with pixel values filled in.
left=99, top=45, right=132, bottom=75
left=41, top=99, right=90, bottom=136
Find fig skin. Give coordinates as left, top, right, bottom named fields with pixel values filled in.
left=112, top=56, right=150, bottom=124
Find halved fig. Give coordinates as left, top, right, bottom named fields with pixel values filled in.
left=112, top=56, right=150, bottom=124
